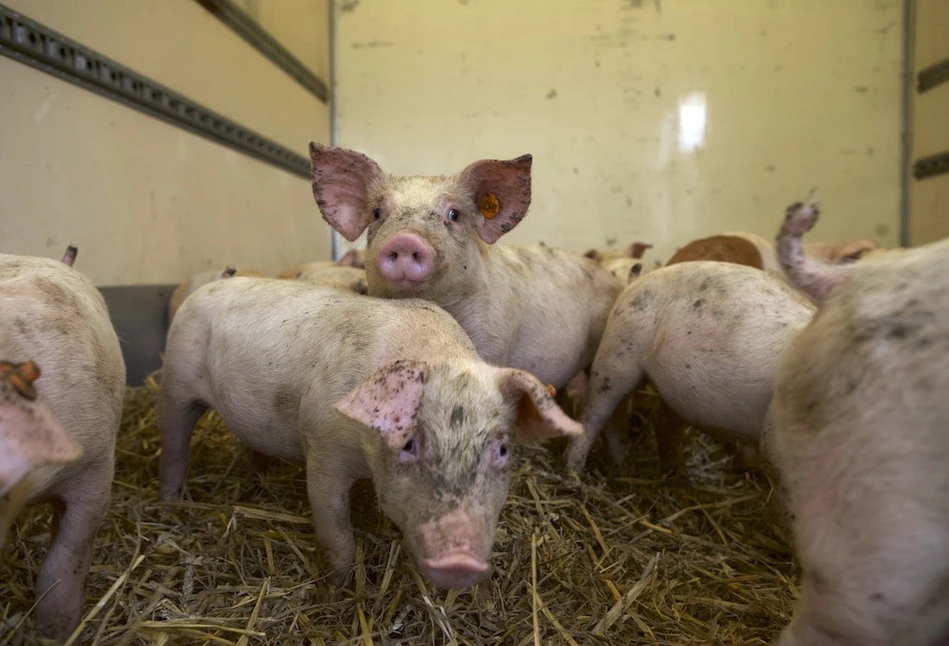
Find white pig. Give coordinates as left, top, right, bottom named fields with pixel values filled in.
left=763, top=197, right=949, bottom=646
left=307, top=144, right=624, bottom=392
left=157, top=277, right=581, bottom=590
left=0, top=253, right=126, bottom=641
left=565, top=260, right=815, bottom=474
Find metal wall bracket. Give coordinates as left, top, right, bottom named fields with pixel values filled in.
left=912, top=151, right=949, bottom=181
left=0, top=3, right=311, bottom=179
left=194, top=0, right=328, bottom=103
left=917, top=57, right=949, bottom=94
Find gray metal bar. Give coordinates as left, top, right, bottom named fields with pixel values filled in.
left=899, top=0, right=915, bottom=247
left=917, top=57, right=949, bottom=94
left=0, top=3, right=311, bottom=180
left=194, top=0, right=329, bottom=103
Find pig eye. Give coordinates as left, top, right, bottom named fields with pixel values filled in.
left=447, top=208, right=460, bottom=222
left=373, top=207, right=382, bottom=220
left=400, top=437, right=419, bottom=460
left=491, top=438, right=510, bottom=468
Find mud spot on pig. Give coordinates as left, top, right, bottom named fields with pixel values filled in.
left=629, top=288, right=655, bottom=311
left=870, top=592, right=885, bottom=602
left=692, top=299, right=705, bottom=310
left=597, top=377, right=612, bottom=394
left=450, top=405, right=466, bottom=428
left=273, top=387, right=296, bottom=413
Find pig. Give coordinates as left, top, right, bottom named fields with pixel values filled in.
left=0, top=360, right=83, bottom=548
left=763, top=196, right=949, bottom=646
left=279, top=262, right=369, bottom=295
left=0, top=253, right=126, bottom=641
left=60, top=244, right=78, bottom=267
left=157, top=277, right=581, bottom=590
left=307, top=143, right=625, bottom=393
left=168, top=266, right=266, bottom=323
left=564, top=259, right=815, bottom=474
left=584, top=241, right=654, bottom=282
left=666, top=234, right=765, bottom=269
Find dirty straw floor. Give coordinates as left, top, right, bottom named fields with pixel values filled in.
left=1, top=377, right=797, bottom=645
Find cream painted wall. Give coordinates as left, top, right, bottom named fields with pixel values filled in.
left=233, top=0, right=331, bottom=82
left=0, top=0, right=331, bottom=285
left=334, top=0, right=904, bottom=261
left=909, top=0, right=949, bottom=245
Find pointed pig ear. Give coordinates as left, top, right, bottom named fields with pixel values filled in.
left=627, top=242, right=653, bottom=259
left=458, top=155, right=533, bottom=244
left=309, top=142, right=384, bottom=242
left=496, top=369, right=582, bottom=442
left=335, top=359, right=428, bottom=449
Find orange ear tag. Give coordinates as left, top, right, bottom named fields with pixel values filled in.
left=479, top=193, right=500, bottom=219
left=0, top=360, right=41, bottom=401
left=544, top=384, right=557, bottom=397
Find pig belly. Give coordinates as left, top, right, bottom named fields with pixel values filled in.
left=646, top=362, right=767, bottom=440
left=205, top=385, right=306, bottom=462
left=506, top=325, right=588, bottom=390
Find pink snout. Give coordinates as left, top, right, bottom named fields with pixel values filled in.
left=419, top=550, right=490, bottom=589
left=376, top=233, right=434, bottom=285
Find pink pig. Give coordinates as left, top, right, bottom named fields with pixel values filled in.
left=158, top=277, right=581, bottom=589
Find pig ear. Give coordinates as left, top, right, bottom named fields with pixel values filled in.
left=309, top=142, right=383, bottom=242
left=497, top=369, right=583, bottom=442
left=834, top=239, right=879, bottom=263
left=583, top=249, right=602, bottom=261
left=337, top=249, right=363, bottom=268
left=627, top=242, right=652, bottom=259
left=459, top=154, right=533, bottom=244
left=335, top=359, right=428, bottom=449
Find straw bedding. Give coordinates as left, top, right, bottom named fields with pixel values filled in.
left=0, top=377, right=797, bottom=645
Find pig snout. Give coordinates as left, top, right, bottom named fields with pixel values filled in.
left=376, top=233, right=434, bottom=285
left=419, top=550, right=490, bottom=589
left=415, top=508, right=491, bottom=589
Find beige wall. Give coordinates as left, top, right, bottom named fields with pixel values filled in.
left=334, top=0, right=904, bottom=261
left=0, top=0, right=331, bottom=285
left=909, top=0, right=949, bottom=245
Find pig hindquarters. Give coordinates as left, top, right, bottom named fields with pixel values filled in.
left=0, top=253, right=126, bottom=641
left=308, top=143, right=624, bottom=392
left=764, top=198, right=949, bottom=646
left=158, top=278, right=581, bottom=589
left=566, top=260, right=815, bottom=474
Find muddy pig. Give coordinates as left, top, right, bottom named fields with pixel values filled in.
left=168, top=266, right=266, bottom=323
left=158, top=277, right=581, bottom=589
left=565, top=259, right=815, bottom=474
left=308, top=143, right=624, bottom=391
left=762, top=196, right=949, bottom=646
left=0, top=253, right=126, bottom=641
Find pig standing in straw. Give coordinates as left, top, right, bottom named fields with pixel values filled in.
left=0, top=251, right=126, bottom=642
left=306, top=144, right=624, bottom=394
left=763, top=196, right=949, bottom=646
left=157, top=278, right=581, bottom=589
left=564, top=239, right=816, bottom=474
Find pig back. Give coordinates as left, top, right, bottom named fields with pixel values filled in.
left=177, top=279, right=478, bottom=455
left=0, top=254, right=126, bottom=497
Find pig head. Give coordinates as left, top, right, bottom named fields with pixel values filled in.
left=335, top=358, right=581, bottom=589
left=0, top=361, right=82, bottom=548
left=309, top=143, right=532, bottom=302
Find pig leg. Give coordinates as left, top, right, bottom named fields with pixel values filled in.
left=158, top=398, right=208, bottom=500
left=305, top=451, right=359, bottom=585
left=567, top=354, right=645, bottom=474
left=601, top=394, right=634, bottom=466
left=244, top=447, right=271, bottom=476
left=34, top=468, right=111, bottom=641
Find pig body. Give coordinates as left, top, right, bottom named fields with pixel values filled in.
left=168, top=266, right=265, bottom=323
left=764, top=198, right=949, bottom=646
left=158, top=277, right=580, bottom=589
left=0, top=253, right=126, bottom=641
left=308, top=144, right=624, bottom=390
left=566, top=260, right=815, bottom=473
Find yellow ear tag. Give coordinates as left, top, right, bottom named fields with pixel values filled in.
left=479, top=193, right=500, bottom=219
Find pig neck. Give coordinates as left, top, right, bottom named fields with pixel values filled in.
left=432, top=244, right=531, bottom=369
